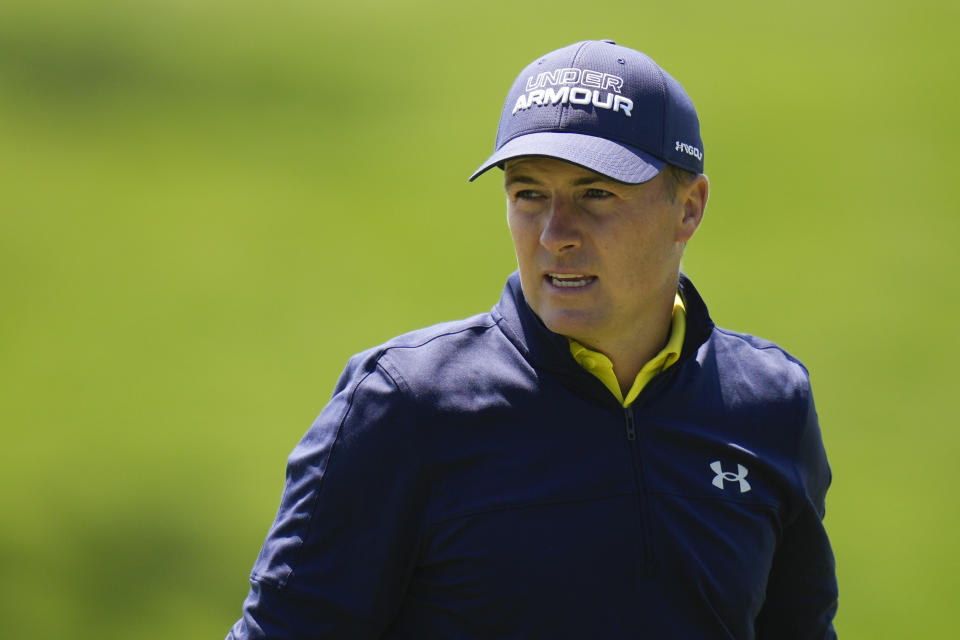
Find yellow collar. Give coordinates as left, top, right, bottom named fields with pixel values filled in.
left=569, top=294, right=686, bottom=407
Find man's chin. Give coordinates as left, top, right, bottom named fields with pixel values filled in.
left=537, top=309, right=599, bottom=342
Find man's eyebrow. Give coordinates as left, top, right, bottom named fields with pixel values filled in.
left=504, top=174, right=541, bottom=188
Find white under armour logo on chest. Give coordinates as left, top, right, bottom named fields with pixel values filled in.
left=710, top=460, right=751, bottom=493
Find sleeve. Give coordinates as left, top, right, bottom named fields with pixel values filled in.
left=754, top=389, right=839, bottom=639
left=226, top=356, right=427, bottom=639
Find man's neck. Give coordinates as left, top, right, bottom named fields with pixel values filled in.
left=573, top=292, right=677, bottom=396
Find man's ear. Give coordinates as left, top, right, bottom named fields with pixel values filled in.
left=677, top=174, right=709, bottom=243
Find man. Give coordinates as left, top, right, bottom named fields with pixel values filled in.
left=227, top=40, right=838, bottom=638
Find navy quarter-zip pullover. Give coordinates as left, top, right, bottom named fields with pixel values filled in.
left=227, top=272, right=838, bottom=639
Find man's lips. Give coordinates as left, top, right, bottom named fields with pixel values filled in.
left=544, top=273, right=597, bottom=289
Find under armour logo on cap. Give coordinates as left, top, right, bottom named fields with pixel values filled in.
left=710, top=461, right=751, bottom=493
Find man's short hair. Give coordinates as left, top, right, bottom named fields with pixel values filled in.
left=662, top=164, right=698, bottom=202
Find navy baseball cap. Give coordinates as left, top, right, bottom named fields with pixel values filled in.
left=469, top=40, right=704, bottom=183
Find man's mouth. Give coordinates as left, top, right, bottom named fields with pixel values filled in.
left=546, top=273, right=596, bottom=288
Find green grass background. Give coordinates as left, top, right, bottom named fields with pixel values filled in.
left=1, top=0, right=957, bottom=637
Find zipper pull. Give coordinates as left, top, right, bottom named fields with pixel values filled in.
left=624, top=408, right=636, bottom=441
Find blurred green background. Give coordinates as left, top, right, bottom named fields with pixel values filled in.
left=1, top=0, right=957, bottom=637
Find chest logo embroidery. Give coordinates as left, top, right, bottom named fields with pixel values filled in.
left=710, top=461, right=751, bottom=493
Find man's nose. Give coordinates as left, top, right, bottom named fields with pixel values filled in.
left=539, top=197, right=582, bottom=254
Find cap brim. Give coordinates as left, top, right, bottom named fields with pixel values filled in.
left=468, top=132, right=667, bottom=183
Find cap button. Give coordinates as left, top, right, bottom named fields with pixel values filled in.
left=600, top=39, right=616, bottom=44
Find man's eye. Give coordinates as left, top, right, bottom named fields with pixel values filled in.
left=585, top=188, right=613, bottom=198
left=515, top=190, right=542, bottom=200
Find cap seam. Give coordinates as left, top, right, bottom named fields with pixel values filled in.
left=556, top=40, right=593, bottom=130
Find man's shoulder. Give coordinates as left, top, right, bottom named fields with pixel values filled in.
left=330, top=311, right=533, bottom=412
left=351, top=312, right=501, bottom=368
left=704, top=325, right=812, bottom=396
left=379, top=313, right=499, bottom=353
left=339, top=311, right=512, bottom=381
left=710, top=326, right=809, bottom=370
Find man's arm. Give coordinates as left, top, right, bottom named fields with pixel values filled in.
left=754, top=391, right=838, bottom=639
left=226, top=356, right=426, bottom=639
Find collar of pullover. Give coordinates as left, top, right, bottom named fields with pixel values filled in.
left=491, top=271, right=715, bottom=406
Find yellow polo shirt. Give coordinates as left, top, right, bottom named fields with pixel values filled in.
left=568, top=294, right=686, bottom=407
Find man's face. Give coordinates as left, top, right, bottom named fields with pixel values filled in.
left=504, top=157, right=704, bottom=353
